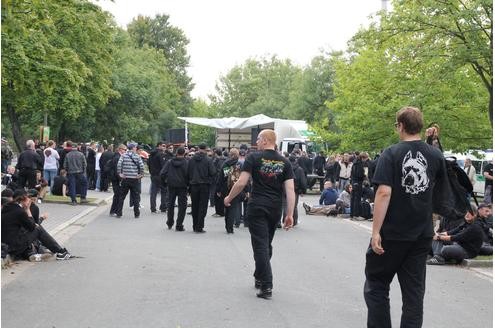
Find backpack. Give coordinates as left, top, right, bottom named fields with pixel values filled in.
left=227, top=163, right=241, bottom=190
left=444, top=156, right=475, bottom=213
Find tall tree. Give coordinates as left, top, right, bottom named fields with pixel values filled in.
left=97, top=29, right=180, bottom=144
left=210, top=56, right=300, bottom=119
left=127, top=14, right=194, bottom=118
left=382, top=0, right=492, bottom=125
left=1, top=0, right=115, bottom=150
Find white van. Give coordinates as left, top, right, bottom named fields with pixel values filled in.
left=444, top=150, right=493, bottom=196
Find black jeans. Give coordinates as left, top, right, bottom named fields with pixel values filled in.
left=18, top=168, right=37, bottom=189
left=225, top=195, right=241, bottom=232
left=247, top=204, right=282, bottom=290
left=190, top=184, right=210, bottom=231
left=18, top=225, right=65, bottom=258
left=351, top=181, right=363, bottom=217
left=364, top=238, right=431, bottom=328
left=431, top=240, right=469, bottom=262
left=117, top=178, right=141, bottom=217
left=150, top=175, right=167, bottom=212
left=167, top=187, right=188, bottom=228
left=110, top=179, right=121, bottom=215
left=214, top=192, right=225, bottom=216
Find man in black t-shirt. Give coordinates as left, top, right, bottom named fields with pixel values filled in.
left=224, top=129, right=295, bottom=300
left=483, top=162, right=493, bottom=204
left=364, top=106, right=450, bottom=328
left=51, top=169, right=68, bottom=196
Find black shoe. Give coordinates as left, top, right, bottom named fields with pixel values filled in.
left=80, top=198, right=89, bottom=204
left=234, top=224, right=240, bottom=228
left=254, top=279, right=262, bottom=289
left=195, top=229, right=206, bottom=233
left=256, top=288, right=272, bottom=299
left=175, top=226, right=185, bottom=231
left=276, top=223, right=282, bottom=229
left=151, top=209, right=157, bottom=213
left=135, top=215, right=140, bottom=219
left=227, top=230, right=234, bottom=234
left=167, top=225, right=173, bottom=230
left=71, top=201, right=77, bottom=206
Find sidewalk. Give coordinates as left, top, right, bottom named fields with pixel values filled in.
left=38, top=189, right=114, bottom=233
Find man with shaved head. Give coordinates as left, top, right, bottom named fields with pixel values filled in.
left=16, top=139, right=43, bottom=189
left=224, top=129, right=295, bottom=299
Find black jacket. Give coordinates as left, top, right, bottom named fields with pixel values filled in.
left=161, top=157, right=188, bottom=188
left=293, top=163, right=307, bottom=195
left=216, top=158, right=238, bottom=196
left=187, top=152, right=216, bottom=185
left=1, top=202, right=36, bottom=256
left=99, top=150, right=114, bottom=174
left=16, top=149, right=43, bottom=171
left=109, top=152, right=122, bottom=181
left=476, top=217, right=493, bottom=245
left=313, top=155, right=326, bottom=175
left=148, top=149, right=169, bottom=176
left=448, top=220, right=484, bottom=258
left=351, top=158, right=365, bottom=183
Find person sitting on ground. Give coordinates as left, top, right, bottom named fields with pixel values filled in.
left=1, top=165, right=19, bottom=190
left=34, top=170, right=48, bottom=203
left=336, top=183, right=352, bottom=214
left=1, top=189, right=72, bottom=261
left=302, top=181, right=339, bottom=216
left=427, top=204, right=484, bottom=265
left=1, top=188, right=14, bottom=207
left=51, top=169, right=68, bottom=197
left=476, top=203, right=493, bottom=255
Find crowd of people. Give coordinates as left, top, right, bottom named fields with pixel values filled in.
left=0, top=110, right=493, bottom=308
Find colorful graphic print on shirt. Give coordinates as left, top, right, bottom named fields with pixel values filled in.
left=259, top=158, right=285, bottom=179
left=401, top=150, right=430, bottom=194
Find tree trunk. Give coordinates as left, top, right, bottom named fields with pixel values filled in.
left=6, top=81, right=25, bottom=152
left=489, top=88, right=493, bottom=127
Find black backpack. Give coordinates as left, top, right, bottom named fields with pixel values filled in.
left=444, top=156, right=475, bottom=214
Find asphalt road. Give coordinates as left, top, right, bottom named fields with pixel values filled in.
left=1, top=191, right=493, bottom=328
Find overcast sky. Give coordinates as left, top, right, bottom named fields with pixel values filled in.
left=97, top=0, right=385, bottom=99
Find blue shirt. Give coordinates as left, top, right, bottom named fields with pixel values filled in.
left=319, top=188, right=338, bottom=205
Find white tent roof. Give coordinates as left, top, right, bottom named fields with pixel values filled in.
left=178, top=114, right=275, bottom=129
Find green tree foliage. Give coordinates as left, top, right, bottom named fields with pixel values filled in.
left=96, top=30, right=180, bottom=145
left=210, top=56, right=300, bottom=119
left=1, top=0, right=115, bottom=150
left=327, top=1, right=492, bottom=152
left=384, top=0, right=493, bottom=125
left=188, top=99, right=216, bottom=146
left=288, top=52, right=338, bottom=123
left=127, top=14, right=193, bottom=117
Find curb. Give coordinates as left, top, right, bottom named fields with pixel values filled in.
left=48, top=195, right=114, bottom=236
left=461, top=259, right=493, bottom=268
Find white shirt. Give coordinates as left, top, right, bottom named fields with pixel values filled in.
left=95, top=152, right=102, bottom=171
left=43, top=147, right=60, bottom=170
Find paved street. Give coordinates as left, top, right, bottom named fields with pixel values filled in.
left=1, top=181, right=493, bottom=328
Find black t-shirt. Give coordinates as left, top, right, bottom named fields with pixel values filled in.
left=51, top=176, right=68, bottom=196
left=483, top=163, right=493, bottom=186
left=242, top=150, right=294, bottom=208
left=372, top=140, right=448, bottom=241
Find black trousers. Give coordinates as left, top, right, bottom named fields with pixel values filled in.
left=16, top=225, right=64, bottom=258
left=190, top=184, right=210, bottom=231
left=364, top=238, right=431, bottom=328
left=351, top=181, right=363, bottom=217
left=247, top=204, right=282, bottom=290
left=225, top=195, right=241, bottom=232
left=150, top=175, right=167, bottom=212
left=116, top=178, right=141, bottom=217
left=432, top=240, right=469, bottom=262
left=110, top=179, right=121, bottom=215
left=100, top=172, right=109, bottom=192
left=214, top=192, right=225, bottom=216
left=167, top=187, right=188, bottom=228
left=18, top=168, right=37, bottom=189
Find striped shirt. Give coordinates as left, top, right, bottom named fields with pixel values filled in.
left=117, top=151, right=144, bottom=178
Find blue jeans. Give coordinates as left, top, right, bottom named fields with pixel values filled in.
left=44, top=169, right=58, bottom=190
left=68, top=173, right=88, bottom=202
left=95, top=170, right=101, bottom=190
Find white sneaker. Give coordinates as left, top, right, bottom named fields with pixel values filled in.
left=37, top=199, right=42, bottom=204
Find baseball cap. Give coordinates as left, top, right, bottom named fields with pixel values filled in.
left=478, top=203, right=491, bottom=210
